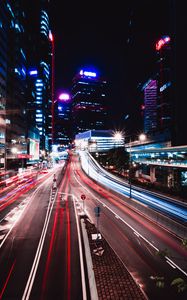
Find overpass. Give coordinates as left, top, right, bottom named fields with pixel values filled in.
left=75, top=130, right=187, bottom=189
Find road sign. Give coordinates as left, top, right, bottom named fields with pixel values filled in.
left=81, top=194, right=86, bottom=200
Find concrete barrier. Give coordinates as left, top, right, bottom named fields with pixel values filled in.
left=81, top=218, right=99, bottom=300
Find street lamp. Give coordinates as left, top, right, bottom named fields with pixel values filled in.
left=11, top=147, right=18, bottom=154
left=113, top=131, right=124, bottom=148
left=128, top=133, right=146, bottom=198
left=139, top=133, right=146, bottom=143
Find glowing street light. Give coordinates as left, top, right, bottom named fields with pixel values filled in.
left=129, top=133, right=147, bottom=198
left=11, top=147, right=18, bottom=154
left=114, top=132, right=123, bottom=140
left=139, top=133, right=146, bottom=143
left=113, top=131, right=124, bottom=148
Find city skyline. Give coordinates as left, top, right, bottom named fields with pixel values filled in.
left=50, top=0, right=171, bottom=128
left=0, top=4, right=187, bottom=299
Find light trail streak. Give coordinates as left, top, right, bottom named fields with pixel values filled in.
left=80, top=151, right=187, bottom=222
left=73, top=164, right=187, bottom=278
left=0, top=176, right=52, bottom=250
left=40, top=170, right=67, bottom=299
left=22, top=187, right=58, bottom=300
left=41, top=211, right=58, bottom=300
left=0, top=260, right=16, bottom=299
left=65, top=163, right=71, bottom=300
left=73, top=195, right=87, bottom=300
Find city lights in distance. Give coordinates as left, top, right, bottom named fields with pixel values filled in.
left=156, top=36, right=170, bottom=51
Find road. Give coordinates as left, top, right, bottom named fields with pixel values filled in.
left=0, top=163, right=87, bottom=300
left=79, top=151, right=187, bottom=223
left=0, top=153, right=186, bottom=299
left=71, top=152, right=187, bottom=300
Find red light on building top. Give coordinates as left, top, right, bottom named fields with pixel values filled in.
left=49, top=30, right=53, bottom=42
left=156, top=36, right=170, bottom=51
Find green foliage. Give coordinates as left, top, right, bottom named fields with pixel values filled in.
left=107, top=147, right=130, bottom=173
left=156, top=248, right=170, bottom=258
left=171, top=278, right=187, bottom=293
left=150, top=276, right=165, bottom=288
left=182, top=238, right=187, bottom=249
left=150, top=275, right=187, bottom=293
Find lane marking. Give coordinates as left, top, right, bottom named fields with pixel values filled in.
left=0, top=259, right=16, bottom=299
left=22, top=189, right=58, bottom=300
left=73, top=195, right=87, bottom=300
left=72, top=167, right=187, bottom=278
left=0, top=177, right=52, bottom=250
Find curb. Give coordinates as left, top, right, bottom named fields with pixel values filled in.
left=81, top=218, right=99, bottom=300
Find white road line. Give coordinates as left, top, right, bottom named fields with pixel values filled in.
left=166, top=260, right=176, bottom=269
left=73, top=169, right=187, bottom=277
left=0, top=176, right=52, bottom=250
left=134, top=231, right=140, bottom=237
left=166, top=256, right=187, bottom=276
left=22, top=189, right=58, bottom=299
left=73, top=195, right=87, bottom=300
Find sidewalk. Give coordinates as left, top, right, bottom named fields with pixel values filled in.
left=83, top=217, right=147, bottom=300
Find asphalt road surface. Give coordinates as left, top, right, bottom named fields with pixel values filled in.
left=0, top=154, right=186, bottom=300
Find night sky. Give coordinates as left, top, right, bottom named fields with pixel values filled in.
left=50, top=0, right=171, bottom=131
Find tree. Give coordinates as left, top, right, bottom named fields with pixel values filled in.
left=171, top=278, right=187, bottom=293
left=181, top=238, right=187, bottom=249
left=107, top=147, right=129, bottom=174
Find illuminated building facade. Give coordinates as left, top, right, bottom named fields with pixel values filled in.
left=54, top=92, right=72, bottom=146
left=171, top=1, right=187, bottom=146
left=156, top=36, right=172, bottom=135
left=24, top=0, right=52, bottom=152
left=142, top=79, right=157, bottom=134
left=0, top=1, right=28, bottom=171
left=0, top=1, right=52, bottom=174
left=75, top=130, right=124, bottom=152
left=0, top=2, right=8, bottom=170
left=126, top=2, right=187, bottom=147
left=71, top=69, right=109, bottom=138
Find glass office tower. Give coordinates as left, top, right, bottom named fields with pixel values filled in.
left=0, top=1, right=28, bottom=171
left=71, top=69, right=109, bottom=139
left=24, top=0, right=52, bottom=152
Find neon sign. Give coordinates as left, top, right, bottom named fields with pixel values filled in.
left=79, top=70, right=97, bottom=77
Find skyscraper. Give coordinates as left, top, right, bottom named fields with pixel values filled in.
left=0, top=2, right=8, bottom=170
left=1, top=1, right=28, bottom=171
left=0, top=1, right=53, bottom=173
left=127, top=1, right=187, bottom=147
left=71, top=69, right=109, bottom=138
left=55, top=92, right=72, bottom=146
left=142, top=79, right=157, bottom=134
left=171, top=0, right=187, bottom=146
left=156, top=35, right=172, bottom=135
left=24, top=0, right=52, bottom=152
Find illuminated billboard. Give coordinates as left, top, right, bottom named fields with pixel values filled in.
left=29, top=138, right=39, bottom=160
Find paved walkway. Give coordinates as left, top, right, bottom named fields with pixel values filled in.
left=85, top=218, right=147, bottom=300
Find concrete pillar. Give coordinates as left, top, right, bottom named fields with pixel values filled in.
left=167, top=169, right=175, bottom=188
left=150, top=165, right=156, bottom=183
left=135, top=169, right=141, bottom=178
